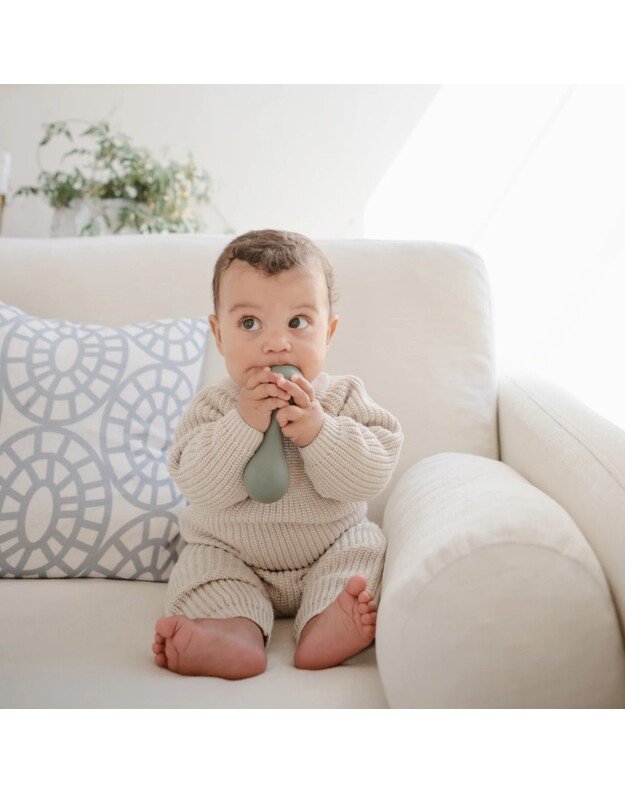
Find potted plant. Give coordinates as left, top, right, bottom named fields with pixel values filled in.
left=14, top=119, right=216, bottom=236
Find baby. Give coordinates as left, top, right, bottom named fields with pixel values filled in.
left=152, top=229, right=404, bottom=679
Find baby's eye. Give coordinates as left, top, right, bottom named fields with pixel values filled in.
left=289, top=315, right=309, bottom=329
left=238, top=315, right=310, bottom=331
left=239, top=316, right=260, bottom=331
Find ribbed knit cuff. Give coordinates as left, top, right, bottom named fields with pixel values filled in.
left=221, top=406, right=265, bottom=452
left=298, top=412, right=342, bottom=468
left=166, top=579, right=274, bottom=647
left=169, top=406, right=265, bottom=510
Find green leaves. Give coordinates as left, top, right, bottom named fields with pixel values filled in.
left=14, top=118, right=212, bottom=234
left=39, top=121, right=73, bottom=147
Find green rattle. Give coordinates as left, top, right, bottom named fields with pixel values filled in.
left=243, top=364, right=303, bottom=503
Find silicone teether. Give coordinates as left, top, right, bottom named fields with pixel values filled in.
left=243, top=364, right=303, bottom=503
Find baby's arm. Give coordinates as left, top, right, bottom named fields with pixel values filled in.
left=299, top=375, right=404, bottom=502
left=168, top=385, right=264, bottom=510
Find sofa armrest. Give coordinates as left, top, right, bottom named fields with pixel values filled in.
left=376, top=452, right=625, bottom=707
left=498, top=372, right=625, bottom=634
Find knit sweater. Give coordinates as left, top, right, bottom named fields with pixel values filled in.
left=168, top=371, right=404, bottom=571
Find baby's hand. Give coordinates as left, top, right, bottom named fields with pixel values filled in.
left=237, top=367, right=292, bottom=433
left=274, top=373, right=324, bottom=448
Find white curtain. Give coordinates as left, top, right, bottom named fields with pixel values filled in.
left=364, top=85, right=625, bottom=431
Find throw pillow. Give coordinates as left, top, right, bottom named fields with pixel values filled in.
left=0, top=300, right=209, bottom=581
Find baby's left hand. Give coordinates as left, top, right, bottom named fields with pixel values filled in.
left=275, top=373, right=324, bottom=448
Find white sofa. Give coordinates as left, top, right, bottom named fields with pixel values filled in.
left=1, top=234, right=624, bottom=708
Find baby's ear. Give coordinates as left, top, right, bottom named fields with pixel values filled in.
left=208, top=315, right=222, bottom=348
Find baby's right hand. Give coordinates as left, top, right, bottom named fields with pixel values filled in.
left=237, top=366, right=292, bottom=433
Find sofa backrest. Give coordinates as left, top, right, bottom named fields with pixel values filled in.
left=0, top=234, right=499, bottom=527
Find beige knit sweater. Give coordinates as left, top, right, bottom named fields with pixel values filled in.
left=168, top=372, right=404, bottom=571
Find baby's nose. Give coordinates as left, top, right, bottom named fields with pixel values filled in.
left=264, top=339, right=291, bottom=352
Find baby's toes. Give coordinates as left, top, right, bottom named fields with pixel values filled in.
left=155, top=615, right=181, bottom=639
left=154, top=651, right=168, bottom=668
left=358, top=590, right=372, bottom=604
left=152, top=640, right=164, bottom=654
left=361, top=611, right=377, bottom=626
left=357, top=601, right=377, bottom=615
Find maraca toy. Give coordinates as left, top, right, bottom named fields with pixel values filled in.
left=243, top=364, right=303, bottom=503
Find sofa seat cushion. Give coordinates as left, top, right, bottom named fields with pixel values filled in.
left=0, top=579, right=387, bottom=708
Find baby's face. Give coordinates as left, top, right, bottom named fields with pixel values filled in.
left=209, top=258, right=339, bottom=389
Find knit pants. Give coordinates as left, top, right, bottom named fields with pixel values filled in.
left=164, top=520, right=387, bottom=647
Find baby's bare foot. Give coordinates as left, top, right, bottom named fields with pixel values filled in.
left=151, top=615, right=267, bottom=679
left=293, top=574, right=377, bottom=670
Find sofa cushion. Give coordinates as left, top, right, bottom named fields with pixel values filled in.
left=0, top=578, right=387, bottom=707
left=377, top=452, right=625, bottom=707
left=0, top=235, right=499, bottom=531
left=0, top=300, right=208, bottom=581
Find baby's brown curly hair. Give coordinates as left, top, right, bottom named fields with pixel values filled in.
left=212, top=229, right=339, bottom=318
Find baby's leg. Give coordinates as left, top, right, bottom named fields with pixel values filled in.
left=293, top=521, right=387, bottom=670
left=153, top=543, right=274, bottom=678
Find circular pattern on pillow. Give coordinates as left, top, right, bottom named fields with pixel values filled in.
left=0, top=300, right=209, bottom=581
left=100, top=364, right=195, bottom=509
left=0, top=426, right=112, bottom=576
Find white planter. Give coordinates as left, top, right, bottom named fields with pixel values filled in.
left=50, top=198, right=141, bottom=237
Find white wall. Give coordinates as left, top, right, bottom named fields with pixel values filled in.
left=0, top=84, right=438, bottom=238
left=365, top=84, right=625, bottom=429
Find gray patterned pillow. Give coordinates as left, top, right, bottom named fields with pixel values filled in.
left=0, top=300, right=209, bottom=581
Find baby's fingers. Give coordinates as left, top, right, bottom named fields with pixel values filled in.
left=266, top=382, right=292, bottom=401
left=276, top=374, right=310, bottom=406
left=244, top=368, right=269, bottom=391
